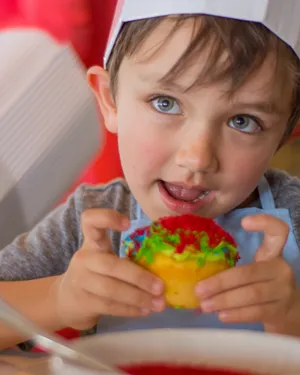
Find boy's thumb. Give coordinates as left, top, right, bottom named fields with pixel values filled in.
left=241, top=214, right=289, bottom=262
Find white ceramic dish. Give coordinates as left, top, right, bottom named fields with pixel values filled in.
left=27, top=329, right=300, bottom=374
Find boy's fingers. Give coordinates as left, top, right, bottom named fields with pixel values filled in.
left=85, top=293, right=151, bottom=318
left=195, top=258, right=284, bottom=299
left=81, top=209, right=130, bottom=252
left=242, top=214, right=289, bottom=262
left=218, top=301, right=277, bottom=323
left=81, top=273, right=164, bottom=311
left=86, top=252, right=164, bottom=296
left=200, top=280, right=281, bottom=313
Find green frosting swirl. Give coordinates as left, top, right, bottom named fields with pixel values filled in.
left=125, top=224, right=239, bottom=267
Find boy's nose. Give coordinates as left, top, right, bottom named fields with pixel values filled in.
left=175, top=134, right=218, bottom=173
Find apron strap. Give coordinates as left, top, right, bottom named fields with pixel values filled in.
left=136, top=203, right=145, bottom=220
left=258, top=176, right=276, bottom=210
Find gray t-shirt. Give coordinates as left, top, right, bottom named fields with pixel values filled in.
left=1, top=168, right=300, bottom=281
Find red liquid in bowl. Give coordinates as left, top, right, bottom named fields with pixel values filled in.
left=123, top=364, right=257, bottom=375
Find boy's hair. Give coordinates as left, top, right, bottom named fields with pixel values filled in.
left=107, top=15, right=300, bottom=142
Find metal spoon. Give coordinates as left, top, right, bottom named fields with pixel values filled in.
left=0, top=297, right=126, bottom=374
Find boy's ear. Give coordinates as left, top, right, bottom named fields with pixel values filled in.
left=87, top=66, right=118, bottom=133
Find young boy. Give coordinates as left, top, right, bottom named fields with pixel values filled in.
left=1, top=0, right=300, bottom=349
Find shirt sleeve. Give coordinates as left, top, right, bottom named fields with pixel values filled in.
left=0, top=186, right=85, bottom=281
left=267, top=168, right=300, bottom=249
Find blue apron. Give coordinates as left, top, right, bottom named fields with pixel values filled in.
left=97, top=177, right=300, bottom=334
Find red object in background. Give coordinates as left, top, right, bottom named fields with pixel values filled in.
left=290, top=126, right=300, bottom=141
left=78, top=0, right=123, bottom=185
left=0, top=0, right=17, bottom=19
left=19, top=0, right=93, bottom=64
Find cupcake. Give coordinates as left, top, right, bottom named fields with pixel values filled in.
left=123, top=214, right=239, bottom=309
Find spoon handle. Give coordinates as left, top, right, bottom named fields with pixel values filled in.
left=0, top=298, right=125, bottom=374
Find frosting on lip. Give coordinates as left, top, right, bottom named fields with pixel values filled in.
left=123, top=214, right=239, bottom=267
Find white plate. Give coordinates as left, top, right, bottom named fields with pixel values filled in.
left=36, top=329, right=300, bottom=375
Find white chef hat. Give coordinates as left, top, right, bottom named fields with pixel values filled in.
left=104, top=0, right=300, bottom=68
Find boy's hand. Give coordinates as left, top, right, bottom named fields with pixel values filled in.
left=195, top=214, right=298, bottom=328
left=53, top=209, right=165, bottom=330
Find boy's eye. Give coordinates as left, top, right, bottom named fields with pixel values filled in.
left=228, top=115, right=262, bottom=134
left=151, top=96, right=182, bottom=115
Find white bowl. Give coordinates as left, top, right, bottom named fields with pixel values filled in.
left=47, top=329, right=300, bottom=375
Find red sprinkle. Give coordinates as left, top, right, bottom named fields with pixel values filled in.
left=158, top=215, right=236, bottom=250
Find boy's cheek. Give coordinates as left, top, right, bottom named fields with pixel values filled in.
left=121, top=125, right=169, bottom=160
left=224, top=147, right=270, bottom=181
left=131, top=140, right=168, bottom=173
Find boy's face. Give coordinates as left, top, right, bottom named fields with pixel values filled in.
left=96, top=19, right=292, bottom=220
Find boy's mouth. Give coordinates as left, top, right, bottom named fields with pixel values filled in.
left=163, top=181, right=210, bottom=202
left=158, top=180, right=214, bottom=214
